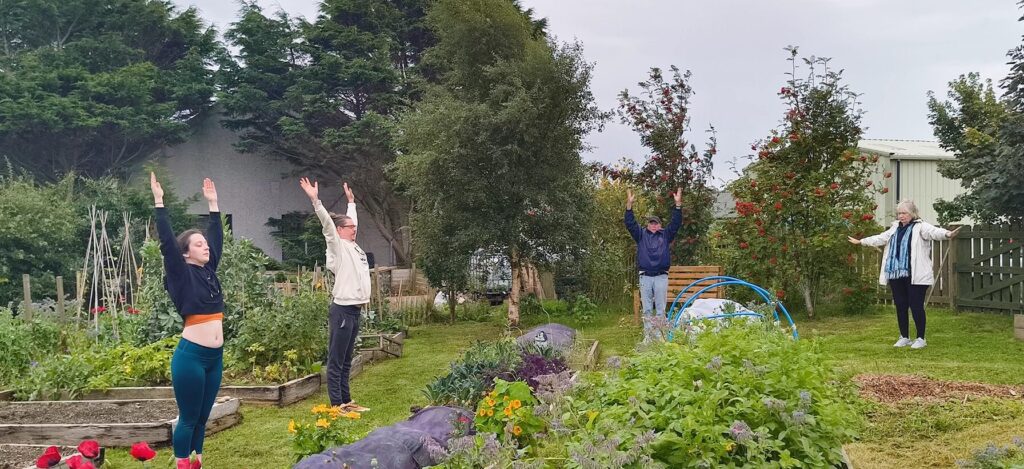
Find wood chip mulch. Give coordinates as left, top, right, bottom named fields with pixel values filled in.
left=854, top=374, right=1024, bottom=403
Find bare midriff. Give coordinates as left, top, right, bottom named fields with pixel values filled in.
left=182, top=313, right=224, bottom=348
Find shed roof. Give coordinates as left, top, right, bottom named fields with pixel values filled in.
left=857, top=139, right=954, bottom=160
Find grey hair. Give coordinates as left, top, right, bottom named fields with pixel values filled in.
left=329, top=213, right=353, bottom=227
left=896, top=200, right=919, bottom=220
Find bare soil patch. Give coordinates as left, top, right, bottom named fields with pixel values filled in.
left=855, top=374, right=1024, bottom=403
left=0, top=445, right=75, bottom=469
left=0, top=399, right=179, bottom=425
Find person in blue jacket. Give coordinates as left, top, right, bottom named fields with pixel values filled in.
left=625, top=188, right=683, bottom=341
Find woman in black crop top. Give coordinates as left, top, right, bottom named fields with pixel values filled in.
left=151, top=172, right=225, bottom=469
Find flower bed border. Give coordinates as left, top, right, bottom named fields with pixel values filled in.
left=0, top=397, right=241, bottom=447
left=0, top=332, right=405, bottom=406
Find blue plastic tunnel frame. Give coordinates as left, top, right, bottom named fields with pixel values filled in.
left=664, top=276, right=798, bottom=341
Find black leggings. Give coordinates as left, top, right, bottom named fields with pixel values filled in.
left=327, top=303, right=361, bottom=406
left=888, top=277, right=928, bottom=339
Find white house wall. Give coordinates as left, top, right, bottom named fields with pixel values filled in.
left=153, top=112, right=396, bottom=264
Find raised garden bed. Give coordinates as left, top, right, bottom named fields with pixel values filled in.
left=0, top=397, right=240, bottom=447
left=0, top=332, right=406, bottom=406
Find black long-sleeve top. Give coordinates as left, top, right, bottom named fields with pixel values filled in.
left=155, top=207, right=225, bottom=317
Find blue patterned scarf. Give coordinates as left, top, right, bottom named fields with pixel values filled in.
left=885, top=223, right=913, bottom=280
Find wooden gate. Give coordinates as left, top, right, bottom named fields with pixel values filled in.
left=954, top=224, right=1024, bottom=313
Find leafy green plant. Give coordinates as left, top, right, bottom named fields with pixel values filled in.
left=563, top=320, right=862, bottom=468
left=288, top=404, right=366, bottom=461
left=424, top=339, right=522, bottom=407
left=227, top=280, right=327, bottom=381
left=474, top=379, right=545, bottom=447
left=0, top=308, right=62, bottom=387
left=567, top=294, right=597, bottom=322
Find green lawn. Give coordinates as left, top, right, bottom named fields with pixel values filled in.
left=803, top=307, right=1024, bottom=468
left=99, top=305, right=1024, bottom=469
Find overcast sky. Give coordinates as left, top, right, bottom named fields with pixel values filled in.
left=174, top=0, right=1021, bottom=187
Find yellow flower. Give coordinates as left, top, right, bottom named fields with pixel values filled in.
left=512, top=425, right=522, bottom=436
left=503, top=407, right=513, bottom=417
left=489, top=391, right=498, bottom=398
left=346, top=411, right=361, bottom=419
left=486, top=409, right=494, bottom=417
left=503, top=396, right=510, bottom=402
left=511, top=400, right=521, bottom=409
left=311, top=404, right=330, bottom=414
left=288, top=419, right=297, bottom=434
left=478, top=408, right=487, bottom=417
left=725, top=442, right=736, bottom=452
left=315, top=418, right=330, bottom=429
left=486, top=398, right=496, bottom=407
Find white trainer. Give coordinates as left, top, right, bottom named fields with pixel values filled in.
left=893, top=337, right=912, bottom=347
left=910, top=338, right=927, bottom=349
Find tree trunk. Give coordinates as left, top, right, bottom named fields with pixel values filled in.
left=801, top=280, right=815, bottom=319
left=508, top=251, right=521, bottom=326
left=447, top=285, right=457, bottom=324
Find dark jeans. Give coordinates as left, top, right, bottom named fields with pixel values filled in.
left=171, top=338, right=223, bottom=458
left=888, top=277, right=929, bottom=339
left=327, top=303, right=361, bottom=406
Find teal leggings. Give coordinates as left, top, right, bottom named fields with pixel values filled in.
left=171, top=338, right=223, bottom=458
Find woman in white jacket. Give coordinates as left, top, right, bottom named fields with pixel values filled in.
left=848, top=200, right=960, bottom=349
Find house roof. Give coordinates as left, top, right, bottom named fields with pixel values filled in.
left=857, top=139, right=955, bottom=160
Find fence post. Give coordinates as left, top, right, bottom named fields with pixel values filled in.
left=948, top=230, right=959, bottom=312
left=22, top=274, right=32, bottom=321
left=56, top=276, right=66, bottom=323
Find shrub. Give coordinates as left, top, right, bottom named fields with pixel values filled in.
left=515, top=353, right=568, bottom=390
left=228, top=283, right=329, bottom=381
left=0, top=308, right=62, bottom=387
left=563, top=320, right=862, bottom=467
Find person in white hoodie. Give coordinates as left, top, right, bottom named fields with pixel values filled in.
left=299, top=177, right=371, bottom=407
left=848, top=200, right=960, bottom=349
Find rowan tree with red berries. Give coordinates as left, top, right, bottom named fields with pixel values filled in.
left=602, top=66, right=716, bottom=265
left=717, top=47, right=885, bottom=317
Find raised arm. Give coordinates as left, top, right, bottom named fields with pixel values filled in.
left=624, top=188, right=641, bottom=242
left=203, top=178, right=224, bottom=270
left=301, top=177, right=341, bottom=273
left=665, top=188, right=684, bottom=242
left=344, top=182, right=357, bottom=226
left=151, top=172, right=186, bottom=276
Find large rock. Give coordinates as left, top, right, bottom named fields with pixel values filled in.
left=293, top=406, right=473, bottom=469
left=515, top=323, right=575, bottom=354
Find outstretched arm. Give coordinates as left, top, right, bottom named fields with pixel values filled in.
left=203, top=178, right=224, bottom=270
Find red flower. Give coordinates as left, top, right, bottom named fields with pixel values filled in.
left=751, top=254, right=758, bottom=261
left=788, top=133, right=799, bottom=141
left=784, top=172, right=796, bottom=180
left=880, top=187, right=889, bottom=194
left=35, top=446, right=61, bottom=468
left=884, top=171, right=893, bottom=178
left=769, top=257, right=778, bottom=266
left=829, top=183, right=839, bottom=190
left=776, top=289, right=785, bottom=299
left=865, top=180, right=873, bottom=187
left=771, top=136, right=781, bottom=144
left=842, top=287, right=854, bottom=296
left=89, top=306, right=106, bottom=315
left=80, top=463, right=95, bottom=469
left=126, top=306, right=141, bottom=314
left=842, top=212, right=852, bottom=219
left=660, top=174, right=669, bottom=181
left=859, top=155, right=867, bottom=162
left=861, top=213, right=874, bottom=221
left=774, top=202, right=783, bottom=210
left=758, top=150, right=770, bottom=159
left=77, top=440, right=100, bottom=459
left=65, top=455, right=83, bottom=469
left=814, top=188, right=825, bottom=197
left=754, top=219, right=763, bottom=226
left=129, top=441, right=157, bottom=461
left=739, top=242, right=749, bottom=249
left=750, top=180, right=757, bottom=188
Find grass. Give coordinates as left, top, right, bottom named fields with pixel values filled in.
left=801, top=306, right=1024, bottom=468
left=93, top=304, right=1024, bottom=468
